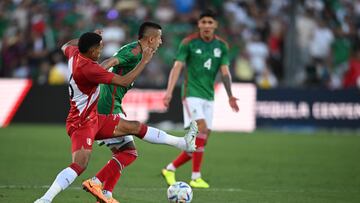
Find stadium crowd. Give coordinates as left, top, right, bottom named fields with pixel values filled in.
left=0, top=0, right=359, bottom=89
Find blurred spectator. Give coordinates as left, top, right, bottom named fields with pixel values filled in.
left=267, top=16, right=284, bottom=80
left=102, top=20, right=126, bottom=58
left=234, top=50, right=254, bottom=82
left=256, top=66, right=278, bottom=89
left=27, top=30, right=49, bottom=81
left=305, top=18, right=334, bottom=87
left=155, top=0, right=175, bottom=23
left=0, top=0, right=360, bottom=89
left=343, top=49, right=360, bottom=88
left=48, top=51, right=70, bottom=85
left=246, top=33, right=269, bottom=75
left=172, top=0, right=195, bottom=14
left=296, top=9, right=317, bottom=69
left=13, top=58, right=30, bottom=78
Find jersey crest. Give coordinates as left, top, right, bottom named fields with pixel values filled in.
left=214, top=48, right=221, bottom=57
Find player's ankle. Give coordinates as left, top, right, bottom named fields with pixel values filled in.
left=103, top=190, right=112, bottom=198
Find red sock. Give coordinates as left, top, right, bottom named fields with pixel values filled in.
left=192, top=136, right=206, bottom=172
left=69, top=163, right=85, bottom=176
left=136, top=124, right=148, bottom=139
left=173, top=151, right=192, bottom=168
left=96, top=159, right=120, bottom=183
left=103, top=170, right=120, bottom=192
left=103, top=150, right=137, bottom=192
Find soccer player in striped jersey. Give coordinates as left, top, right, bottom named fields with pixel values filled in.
left=161, top=9, right=239, bottom=189
left=34, top=28, right=198, bottom=203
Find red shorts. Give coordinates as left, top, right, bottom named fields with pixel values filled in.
left=66, top=114, right=121, bottom=152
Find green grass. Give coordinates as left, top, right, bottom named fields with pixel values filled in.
left=0, top=124, right=359, bottom=203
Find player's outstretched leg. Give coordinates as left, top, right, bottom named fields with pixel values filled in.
left=113, top=120, right=198, bottom=152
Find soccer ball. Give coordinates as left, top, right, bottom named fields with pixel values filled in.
left=167, top=181, right=193, bottom=203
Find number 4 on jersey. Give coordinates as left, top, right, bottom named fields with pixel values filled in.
left=203, top=58, right=212, bottom=70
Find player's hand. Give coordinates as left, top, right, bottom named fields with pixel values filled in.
left=163, top=92, right=172, bottom=108
left=94, top=29, right=103, bottom=36
left=141, top=46, right=155, bottom=64
left=229, top=96, right=239, bottom=112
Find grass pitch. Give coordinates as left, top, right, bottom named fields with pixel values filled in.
left=0, top=124, right=359, bottom=203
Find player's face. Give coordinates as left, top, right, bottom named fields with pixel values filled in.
left=91, top=41, right=104, bottom=61
left=148, top=29, right=162, bottom=51
left=198, top=17, right=218, bottom=39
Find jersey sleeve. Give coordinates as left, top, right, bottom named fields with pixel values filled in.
left=84, top=64, right=115, bottom=84
left=64, top=46, right=79, bottom=59
left=175, top=40, right=189, bottom=62
left=114, top=48, right=133, bottom=66
left=220, top=43, right=230, bottom=66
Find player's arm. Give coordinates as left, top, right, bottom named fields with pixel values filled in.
left=110, top=47, right=154, bottom=87
left=220, top=65, right=239, bottom=112
left=100, top=57, right=119, bottom=70
left=61, top=39, right=78, bottom=54
left=163, top=60, right=184, bottom=107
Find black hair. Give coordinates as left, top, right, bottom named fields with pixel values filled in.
left=78, top=32, right=102, bottom=53
left=138, top=22, right=162, bottom=40
left=199, top=9, right=217, bottom=20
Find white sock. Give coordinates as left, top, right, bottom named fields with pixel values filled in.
left=41, top=167, right=78, bottom=201
left=142, top=127, right=186, bottom=150
left=166, top=163, right=176, bottom=171
left=103, top=190, right=112, bottom=198
left=91, top=176, right=102, bottom=184
left=191, top=172, right=201, bottom=180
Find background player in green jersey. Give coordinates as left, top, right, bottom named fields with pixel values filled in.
left=83, top=22, right=198, bottom=203
left=161, top=10, right=239, bottom=189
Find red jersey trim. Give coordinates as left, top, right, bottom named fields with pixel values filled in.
left=181, top=33, right=200, bottom=45
left=215, top=35, right=229, bottom=49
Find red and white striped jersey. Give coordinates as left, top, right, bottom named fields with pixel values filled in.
left=64, top=46, right=114, bottom=126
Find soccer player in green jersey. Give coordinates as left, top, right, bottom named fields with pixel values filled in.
left=81, top=22, right=198, bottom=203
left=161, top=10, right=239, bottom=189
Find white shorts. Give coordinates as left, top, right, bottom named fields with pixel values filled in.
left=183, top=97, right=214, bottom=129
left=97, top=113, right=134, bottom=149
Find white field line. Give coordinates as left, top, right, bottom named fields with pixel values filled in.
left=0, top=185, right=244, bottom=192
left=0, top=185, right=358, bottom=194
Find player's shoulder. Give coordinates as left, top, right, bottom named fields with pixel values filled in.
left=64, top=45, right=79, bottom=58
left=117, top=41, right=141, bottom=57
left=181, top=33, right=201, bottom=45
left=214, top=35, right=229, bottom=48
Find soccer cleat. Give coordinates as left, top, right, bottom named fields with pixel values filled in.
left=184, top=121, right=198, bottom=152
left=82, top=179, right=109, bottom=203
left=189, top=178, right=210, bottom=188
left=34, top=199, right=51, bottom=203
left=96, top=196, right=120, bottom=203
left=161, top=168, right=176, bottom=186
left=107, top=197, right=120, bottom=203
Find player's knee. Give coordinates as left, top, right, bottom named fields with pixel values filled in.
left=115, top=120, right=141, bottom=135
left=196, top=122, right=209, bottom=134
left=113, top=149, right=138, bottom=167
left=72, top=149, right=91, bottom=170
left=200, top=128, right=209, bottom=135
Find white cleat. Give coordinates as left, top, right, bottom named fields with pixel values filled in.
left=184, top=120, right=198, bottom=152
left=34, top=199, right=51, bottom=203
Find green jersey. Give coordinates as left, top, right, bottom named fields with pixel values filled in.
left=176, top=33, right=230, bottom=100
left=97, top=41, right=142, bottom=114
